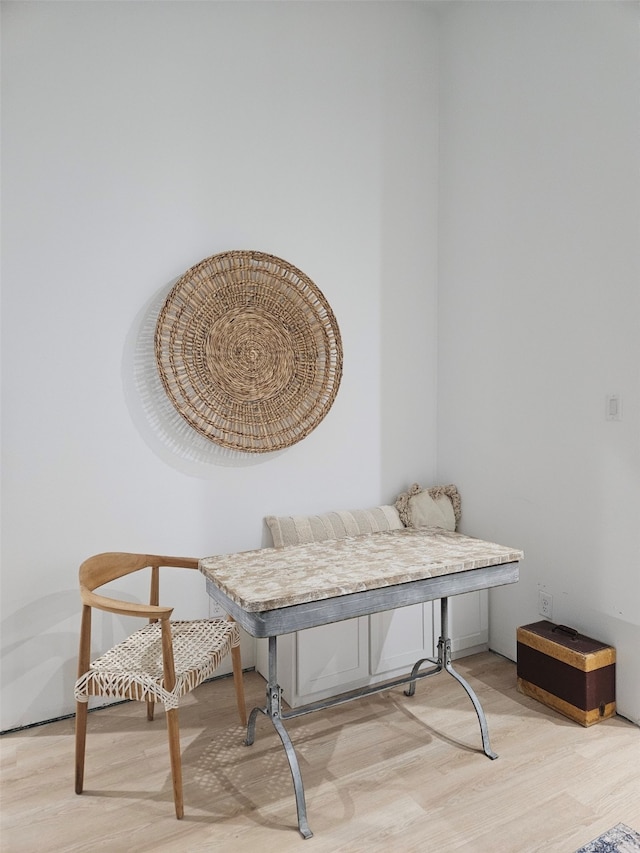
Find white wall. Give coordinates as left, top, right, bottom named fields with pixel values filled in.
left=437, top=1, right=640, bottom=723
left=0, top=1, right=439, bottom=730
left=3, top=0, right=638, bottom=732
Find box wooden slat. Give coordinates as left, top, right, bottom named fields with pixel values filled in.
left=517, top=620, right=616, bottom=726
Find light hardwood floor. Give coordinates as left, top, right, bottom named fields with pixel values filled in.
left=2, top=652, right=639, bottom=852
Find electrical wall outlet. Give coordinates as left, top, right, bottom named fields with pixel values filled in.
left=539, top=591, right=553, bottom=620
left=209, top=598, right=227, bottom=619
left=606, top=393, right=622, bottom=421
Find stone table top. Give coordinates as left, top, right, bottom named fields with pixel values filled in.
left=199, top=527, right=524, bottom=613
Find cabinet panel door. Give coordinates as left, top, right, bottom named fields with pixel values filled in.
left=296, top=617, right=368, bottom=696
left=449, top=589, right=488, bottom=653
left=369, top=603, right=435, bottom=676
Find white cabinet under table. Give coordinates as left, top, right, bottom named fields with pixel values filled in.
left=257, top=585, right=488, bottom=708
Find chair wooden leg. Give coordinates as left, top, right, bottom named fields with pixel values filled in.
left=231, top=644, right=247, bottom=726
left=146, top=699, right=155, bottom=722
left=165, top=708, right=184, bottom=819
left=75, top=701, right=88, bottom=794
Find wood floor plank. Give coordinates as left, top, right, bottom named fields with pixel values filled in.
left=1, top=653, right=638, bottom=852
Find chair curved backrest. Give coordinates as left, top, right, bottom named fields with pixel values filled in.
left=74, top=552, right=246, bottom=819
left=78, top=552, right=199, bottom=618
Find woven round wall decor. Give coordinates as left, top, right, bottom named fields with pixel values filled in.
left=154, top=250, right=343, bottom=453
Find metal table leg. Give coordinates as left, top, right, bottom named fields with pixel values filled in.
left=404, top=597, right=497, bottom=759
left=245, top=636, right=313, bottom=839
left=438, top=597, right=498, bottom=760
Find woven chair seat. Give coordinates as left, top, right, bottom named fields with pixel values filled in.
left=75, top=619, right=240, bottom=711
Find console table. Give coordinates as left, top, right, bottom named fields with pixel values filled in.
left=200, top=527, right=523, bottom=839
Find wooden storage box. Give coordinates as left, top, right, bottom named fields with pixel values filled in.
left=517, top=620, right=616, bottom=726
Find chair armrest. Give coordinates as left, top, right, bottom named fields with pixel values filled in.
left=148, top=556, right=200, bottom=570
left=80, top=587, right=173, bottom=619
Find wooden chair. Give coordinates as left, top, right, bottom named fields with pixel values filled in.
left=74, top=552, right=247, bottom=819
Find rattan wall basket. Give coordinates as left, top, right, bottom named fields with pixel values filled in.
left=155, top=250, right=343, bottom=454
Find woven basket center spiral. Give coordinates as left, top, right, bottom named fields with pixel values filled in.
left=205, top=308, right=299, bottom=402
